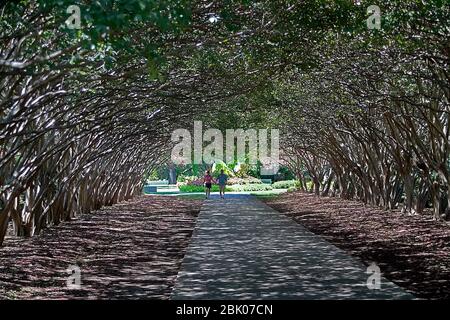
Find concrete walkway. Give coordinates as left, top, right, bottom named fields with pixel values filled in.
left=171, top=194, right=414, bottom=300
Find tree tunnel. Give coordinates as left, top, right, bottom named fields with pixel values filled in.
left=0, top=0, right=449, bottom=248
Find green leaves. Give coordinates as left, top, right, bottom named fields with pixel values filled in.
left=144, top=44, right=167, bottom=80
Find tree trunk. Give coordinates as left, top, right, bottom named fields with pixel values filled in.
left=0, top=212, right=9, bottom=246
left=403, top=173, right=415, bottom=214
left=431, top=181, right=441, bottom=220
left=168, top=164, right=177, bottom=185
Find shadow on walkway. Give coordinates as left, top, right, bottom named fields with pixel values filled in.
left=171, top=194, right=414, bottom=300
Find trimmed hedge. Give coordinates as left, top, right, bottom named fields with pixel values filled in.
left=229, top=184, right=273, bottom=192
left=179, top=185, right=229, bottom=193
left=272, top=180, right=300, bottom=189
left=179, top=183, right=272, bottom=193
left=227, top=176, right=263, bottom=185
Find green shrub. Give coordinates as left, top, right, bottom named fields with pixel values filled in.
left=229, top=184, right=273, bottom=192
left=212, top=161, right=234, bottom=177
left=179, top=184, right=232, bottom=193
left=227, top=176, right=263, bottom=185
left=272, top=180, right=300, bottom=189
left=177, top=175, right=200, bottom=183
left=233, top=163, right=251, bottom=178
left=278, top=166, right=295, bottom=180
left=179, top=182, right=272, bottom=193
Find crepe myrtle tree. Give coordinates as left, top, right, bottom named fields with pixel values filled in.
left=1, top=0, right=449, bottom=247
left=278, top=0, right=449, bottom=218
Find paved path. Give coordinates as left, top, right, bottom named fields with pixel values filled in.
left=171, top=194, right=414, bottom=300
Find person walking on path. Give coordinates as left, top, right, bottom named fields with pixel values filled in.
left=217, top=169, right=228, bottom=199
left=204, top=170, right=214, bottom=199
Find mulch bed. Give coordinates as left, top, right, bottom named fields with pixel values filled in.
left=263, top=191, right=450, bottom=300
left=0, top=195, right=202, bottom=300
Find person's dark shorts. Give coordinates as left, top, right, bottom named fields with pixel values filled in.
left=205, top=183, right=212, bottom=189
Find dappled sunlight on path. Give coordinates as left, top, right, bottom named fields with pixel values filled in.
left=172, top=195, right=414, bottom=300
left=265, top=192, right=450, bottom=299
